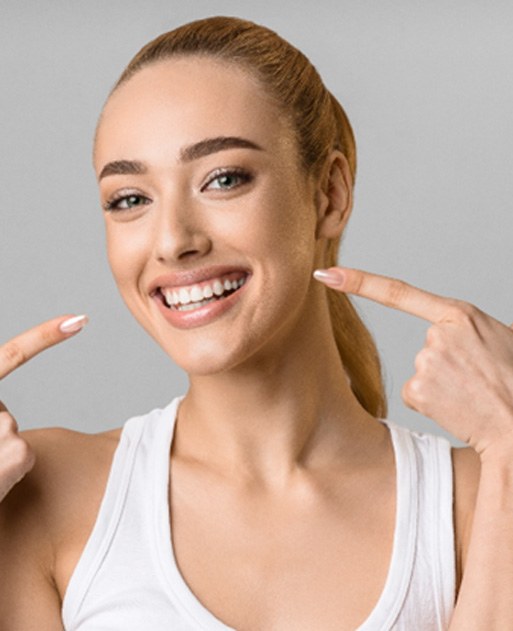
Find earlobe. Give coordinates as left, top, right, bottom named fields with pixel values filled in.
left=315, top=151, right=353, bottom=240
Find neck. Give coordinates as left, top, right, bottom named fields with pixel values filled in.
left=172, top=297, right=384, bottom=490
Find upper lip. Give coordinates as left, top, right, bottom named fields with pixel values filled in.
left=148, top=264, right=251, bottom=295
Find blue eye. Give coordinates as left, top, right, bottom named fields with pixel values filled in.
left=203, top=169, right=252, bottom=192
left=104, top=193, right=151, bottom=212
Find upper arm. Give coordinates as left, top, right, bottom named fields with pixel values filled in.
left=452, top=446, right=481, bottom=598
left=0, top=424, right=119, bottom=629
left=0, top=429, right=67, bottom=630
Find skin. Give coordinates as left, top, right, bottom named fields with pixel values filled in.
left=2, top=55, right=509, bottom=629
left=315, top=267, right=513, bottom=629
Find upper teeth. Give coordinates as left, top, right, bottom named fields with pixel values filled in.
left=162, top=276, right=246, bottom=307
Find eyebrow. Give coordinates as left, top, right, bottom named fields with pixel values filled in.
left=181, top=136, right=262, bottom=161
left=98, top=136, right=263, bottom=181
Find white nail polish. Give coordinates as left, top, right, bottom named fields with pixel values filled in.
left=59, top=315, right=89, bottom=333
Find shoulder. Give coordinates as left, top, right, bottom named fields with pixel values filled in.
left=451, top=446, right=481, bottom=595
left=1, top=423, right=121, bottom=538
left=14, top=425, right=121, bottom=536
left=1, top=426, right=121, bottom=563
left=0, top=424, right=122, bottom=627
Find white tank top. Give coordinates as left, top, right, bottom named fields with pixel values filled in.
left=62, top=396, right=455, bottom=630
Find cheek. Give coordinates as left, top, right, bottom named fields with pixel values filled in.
left=242, top=182, right=317, bottom=263
left=105, top=224, right=148, bottom=298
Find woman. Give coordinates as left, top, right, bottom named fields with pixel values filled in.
left=1, top=16, right=512, bottom=630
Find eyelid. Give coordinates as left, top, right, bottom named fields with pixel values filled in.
left=103, top=187, right=152, bottom=212
left=201, top=166, right=253, bottom=192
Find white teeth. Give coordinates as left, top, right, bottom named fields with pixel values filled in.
left=160, top=273, right=248, bottom=308
left=213, top=280, right=224, bottom=296
left=177, top=297, right=217, bottom=311
left=179, top=287, right=191, bottom=304
left=190, top=285, right=203, bottom=302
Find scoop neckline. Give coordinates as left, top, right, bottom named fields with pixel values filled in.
left=152, top=397, right=418, bottom=631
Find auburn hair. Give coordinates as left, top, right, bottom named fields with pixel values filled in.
left=112, top=16, right=387, bottom=417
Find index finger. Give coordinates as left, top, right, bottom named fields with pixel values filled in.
left=0, top=314, right=88, bottom=380
left=317, top=267, right=455, bottom=323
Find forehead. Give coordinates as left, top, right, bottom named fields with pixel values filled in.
left=94, top=57, right=295, bottom=169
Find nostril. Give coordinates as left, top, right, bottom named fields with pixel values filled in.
left=178, top=249, right=203, bottom=260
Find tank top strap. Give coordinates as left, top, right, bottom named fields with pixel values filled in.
left=61, top=400, right=181, bottom=627
left=361, top=420, right=455, bottom=630
left=62, top=402, right=455, bottom=630
left=414, top=425, right=456, bottom=626
left=357, top=419, right=420, bottom=630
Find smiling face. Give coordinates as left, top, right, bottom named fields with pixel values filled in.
left=94, top=56, right=335, bottom=375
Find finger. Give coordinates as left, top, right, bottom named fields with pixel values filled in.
left=314, top=267, right=455, bottom=323
left=0, top=410, right=35, bottom=502
left=0, top=404, right=18, bottom=432
left=0, top=314, right=88, bottom=380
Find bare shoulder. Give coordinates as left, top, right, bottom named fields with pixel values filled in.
left=451, top=446, right=481, bottom=595
left=21, top=424, right=121, bottom=487
left=2, top=423, right=121, bottom=522
left=0, top=424, right=121, bottom=629
left=16, top=424, right=122, bottom=557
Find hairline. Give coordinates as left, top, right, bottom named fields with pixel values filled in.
left=93, top=53, right=307, bottom=174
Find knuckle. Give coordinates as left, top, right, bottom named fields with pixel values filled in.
left=402, top=377, right=425, bottom=407
left=414, top=348, right=435, bottom=371
left=425, top=325, right=440, bottom=346
left=386, top=280, right=410, bottom=309
left=0, top=341, right=27, bottom=370
left=0, top=412, right=18, bottom=437
left=350, top=271, right=365, bottom=294
left=0, top=438, right=35, bottom=481
left=11, top=438, right=34, bottom=467
left=446, top=300, right=479, bottom=323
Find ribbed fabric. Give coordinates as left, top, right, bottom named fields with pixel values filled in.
left=62, top=397, right=455, bottom=630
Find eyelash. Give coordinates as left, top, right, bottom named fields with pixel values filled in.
left=201, top=167, right=253, bottom=192
left=103, top=190, right=150, bottom=212
left=103, top=168, right=253, bottom=213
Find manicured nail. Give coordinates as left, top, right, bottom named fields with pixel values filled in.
left=59, top=315, right=89, bottom=334
left=313, top=268, right=345, bottom=287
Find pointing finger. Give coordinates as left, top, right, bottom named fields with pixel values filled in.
left=0, top=314, right=88, bottom=380
left=313, top=267, right=456, bottom=323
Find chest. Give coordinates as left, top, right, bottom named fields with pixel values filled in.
left=169, top=463, right=396, bottom=631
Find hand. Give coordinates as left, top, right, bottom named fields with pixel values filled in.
left=314, top=267, right=513, bottom=459
left=0, top=314, right=88, bottom=502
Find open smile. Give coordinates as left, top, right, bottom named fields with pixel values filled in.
left=157, top=270, right=248, bottom=312
left=151, top=269, right=251, bottom=329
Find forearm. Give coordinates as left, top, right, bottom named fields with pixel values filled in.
left=449, top=448, right=513, bottom=629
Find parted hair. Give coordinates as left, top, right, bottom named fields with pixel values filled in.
left=113, top=16, right=387, bottom=418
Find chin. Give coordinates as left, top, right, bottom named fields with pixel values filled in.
left=160, top=335, right=254, bottom=377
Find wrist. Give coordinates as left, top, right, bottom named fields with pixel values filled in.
left=478, top=439, right=513, bottom=470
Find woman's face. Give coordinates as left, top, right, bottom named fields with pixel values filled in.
left=94, top=57, right=328, bottom=375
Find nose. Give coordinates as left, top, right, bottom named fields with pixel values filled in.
left=152, top=198, right=212, bottom=263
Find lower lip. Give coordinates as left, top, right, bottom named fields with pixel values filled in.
left=152, top=276, right=251, bottom=330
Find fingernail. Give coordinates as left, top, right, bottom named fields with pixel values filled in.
left=59, top=315, right=89, bottom=334
left=313, top=268, right=345, bottom=287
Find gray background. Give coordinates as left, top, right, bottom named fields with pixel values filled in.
left=1, top=1, right=512, bottom=448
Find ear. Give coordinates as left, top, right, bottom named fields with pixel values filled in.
left=315, top=151, right=353, bottom=240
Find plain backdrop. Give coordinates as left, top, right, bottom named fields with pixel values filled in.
left=1, top=1, right=512, bottom=448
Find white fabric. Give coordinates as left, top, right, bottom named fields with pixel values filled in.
left=62, top=396, right=455, bottom=630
